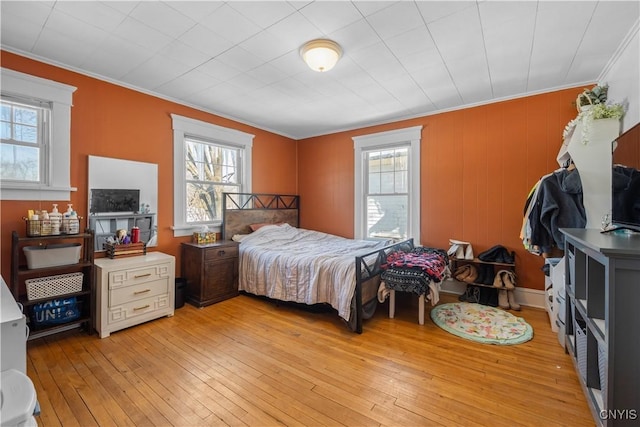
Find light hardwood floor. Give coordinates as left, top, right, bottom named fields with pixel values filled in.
left=27, top=292, right=594, bottom=427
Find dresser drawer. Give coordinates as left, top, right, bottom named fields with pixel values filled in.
left=109, top=278, right=170, bottom=307
left=107, top=294, right=170, bottom=325
left=108, top=262, right=172, bottom=290
left=204, top=245, right=238, bottom=261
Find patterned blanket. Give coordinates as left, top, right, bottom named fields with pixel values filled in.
left=381, top=247, right=449, bottom=295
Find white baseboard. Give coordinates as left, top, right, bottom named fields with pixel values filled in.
left=440, top=279, right=546, bottom=309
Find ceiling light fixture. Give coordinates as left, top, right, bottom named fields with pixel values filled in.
left=300, top=39, right=342, bottom=72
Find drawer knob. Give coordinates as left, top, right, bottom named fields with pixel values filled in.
left=133, top=304, right=150, bottom=311
left=134, top=273, right=152, bottom=279
left=218, top=250, right=226, bottom=256
left=134, top=289, right=151, bottom=295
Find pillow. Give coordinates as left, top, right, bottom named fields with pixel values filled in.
left=249, top=222, right=285, bottom=232
left=231, top=234, right=249, bottom=242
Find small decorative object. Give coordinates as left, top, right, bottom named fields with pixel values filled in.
left=576, top=84, right=609, bottom=111
left=105, top=242, right=147, bottom=259
left=193, top=225, right=216, bottom=244
left=116, top=229, right=131, bottom=244
left=193, top=231, right=216, bottom=245
left=563, top=83, right=625, bottom=145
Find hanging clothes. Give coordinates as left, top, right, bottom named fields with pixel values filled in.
left=525, top=167, right=586, bottom=255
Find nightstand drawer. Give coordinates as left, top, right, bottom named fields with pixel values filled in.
left=109, top=278, right=170, bottom=307
left=204, top=245, right=238, bottom=261
left=108, top=262, right=172, bottom=290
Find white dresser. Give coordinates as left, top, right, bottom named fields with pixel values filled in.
left=94, top=252, right=175, bottom=338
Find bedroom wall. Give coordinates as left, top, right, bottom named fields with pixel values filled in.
left=0, top=51, right=297, bottom=279
left=297, top=88, right=582, bottom=292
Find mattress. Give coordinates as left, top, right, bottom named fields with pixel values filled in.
left=238, top=223, right=389, bottom=321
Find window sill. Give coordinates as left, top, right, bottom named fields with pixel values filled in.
left=172, top=223, right=221, bottom=238
left=1, top=185, right=77, bottom=201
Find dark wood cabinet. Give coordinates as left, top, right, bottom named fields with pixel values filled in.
left=181, top=240, right=239, bottom=307
left=11, top=230, right=94, bottom=340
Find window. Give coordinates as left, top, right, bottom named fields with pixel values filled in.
left=1, top=96, right=49, bottom=183
left=172, top=114, right=253, bottom=237
left=0, top=68, right=76, bottom=201
left=353, top=126, right=421, bottom=244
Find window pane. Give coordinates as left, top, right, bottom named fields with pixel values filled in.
left=380, top=150, right=395, bottom=172
left=380, top=172, right=394, bottom=193
left=186, top=182, right=239, bottom=223
left=185, top=140, right=238, bottom=184
left=14, top=106, right=38, bottom=125
left=1, top=122, right=10, bottom=139
left=395, top=170, right=408, bottom=192
left=0, top=143, right=39, bottom=181
left=395, top=148, right=408, bottom=171
left=1, top=104, right=10, bottom=121
left=367, top=152, right=381, bottom=173
left=368, top=173, right=380, bottom=193
left=366, top=195, right=407, bottom=240
left=14, top=124, right=38, bottom=143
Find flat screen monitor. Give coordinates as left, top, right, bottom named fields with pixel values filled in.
left=611, top=122, right=640, bottom=232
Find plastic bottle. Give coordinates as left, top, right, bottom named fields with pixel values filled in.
left=50, top=204, right=62, bottom=235
left=62, top=204, right=73, bottom=234
left=40, top=210, right=52, bottom=235
left=68, top=210, right=79, bottom=234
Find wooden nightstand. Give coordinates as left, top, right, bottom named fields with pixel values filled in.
left=181, top=240, right=239, bottom=308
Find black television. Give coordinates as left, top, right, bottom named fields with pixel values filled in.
left=610, top=122, right=640, bottom=232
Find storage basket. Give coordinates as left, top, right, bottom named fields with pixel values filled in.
left=574, top=317, right=587, bottom=380
left=23, top=243, right=82, bottom=269
left=24, top=216, right=82, bottom=237
left=25, top=272, right=83, bottom=301
left=598, top=341, right=607, bottom=403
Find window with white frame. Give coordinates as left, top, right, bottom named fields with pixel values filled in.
left=0, top=68, right=76, bottom=201
left=172, top=114, right=253, bottom=237
left=353, top=126, right=422, bottom=244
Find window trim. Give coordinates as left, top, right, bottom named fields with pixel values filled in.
left=1, top=68, right=77, bottom=201
left=171, top=114, right=253, bottom=237
left=353, top=126, right=422, bottom=244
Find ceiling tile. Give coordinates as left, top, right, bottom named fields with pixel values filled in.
left=178, top=24, right=234, bottom=58
left=129, top=1, right=196, bottom=38
left=158, top=39, right=211, bottom=69
left=155, top=69, right=220, bottom=99
left=216, top=46, right=264, bottom=73
left=199, top=3, right=262, bottom=44
left=165, top=1, right=225, bottom=23
left=121, top=54, right=192, bottom=90
left=366, top=1, right=424, bottom=39
left=228, top=1, right=296, bottom=29
left=299, top=1, right=362, bottom=34
left=115, top=17, right=173, bottom=53
left=54, top=1, right=127, bottom=32
left=80, top=35, right=153, bottom=80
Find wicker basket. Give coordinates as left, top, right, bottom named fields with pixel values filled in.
left=25, top=272, right=83, bottom=301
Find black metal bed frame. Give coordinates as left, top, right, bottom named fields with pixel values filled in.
left=354, top=238, right=415, bottom=333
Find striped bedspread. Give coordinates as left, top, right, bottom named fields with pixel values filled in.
left=238, top=223, right=390, bottom=321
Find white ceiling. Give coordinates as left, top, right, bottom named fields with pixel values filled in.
left=1, top=1, right=639, bottom=139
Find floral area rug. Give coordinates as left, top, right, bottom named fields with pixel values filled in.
left=430, top=302, right=533, bottom=345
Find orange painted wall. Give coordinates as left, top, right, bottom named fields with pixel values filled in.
left=298, top=89, right=582, bottom=291
left=0, top=51, right=297, bottom=279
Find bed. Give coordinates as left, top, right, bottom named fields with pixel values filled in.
left=222, top=192, right=415, bottom=333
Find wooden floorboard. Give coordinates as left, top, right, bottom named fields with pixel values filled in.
left=28, top=292, right=594, bottom=426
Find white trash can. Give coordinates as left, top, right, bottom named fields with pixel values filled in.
left=1, top=369, right=38, bottom=426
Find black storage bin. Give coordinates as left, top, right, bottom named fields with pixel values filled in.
left=175, top=278, right=186, bottom=309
